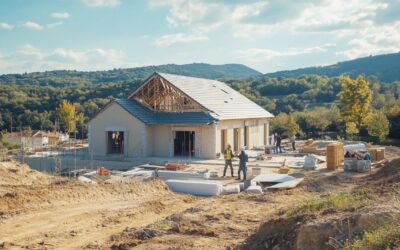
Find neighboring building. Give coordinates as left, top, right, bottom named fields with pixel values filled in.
left=88, top=72, right=274, bottom=159
left=5, top=130, right=49, bottom=148
left=47, top=131, right=70, bottom=145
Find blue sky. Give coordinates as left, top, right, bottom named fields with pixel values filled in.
left=0, top=0, right=399, bottom=74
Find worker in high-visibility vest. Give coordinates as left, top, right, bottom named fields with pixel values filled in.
left=222, top=144, right=234, bottom=177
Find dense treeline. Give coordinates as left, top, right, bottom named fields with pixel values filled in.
left=1, top=73, right=400, bottom=143
left=0, top=79, right=142, bottom=136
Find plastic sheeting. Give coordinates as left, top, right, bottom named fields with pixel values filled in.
left=165, top=179, right=223, bottom=196
left=344, top=144, right=366, bottom=153
left=157, top=170, right=210, bottom=180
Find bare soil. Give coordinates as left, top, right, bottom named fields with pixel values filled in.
left=0, top=146, right=399, bottom=250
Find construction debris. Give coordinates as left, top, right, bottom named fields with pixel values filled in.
left=165, top=163, right=188, bottom=171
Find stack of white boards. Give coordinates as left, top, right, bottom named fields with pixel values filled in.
left=122, top=168, right=155, bottom=177
left=165, top=179, right=223, bottom=196
left=157, top=170, right=210, bottom=180
left=253, top=174, right=304, bottom=189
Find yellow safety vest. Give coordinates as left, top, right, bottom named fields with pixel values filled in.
left=225, top=149, right=232, bottom=160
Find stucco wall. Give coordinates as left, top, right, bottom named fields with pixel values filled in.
left=88, top=102, right=147, bottom=157
left=149, top=124, right=216, bottom=158
left=216, top=118, right=270, bottom=153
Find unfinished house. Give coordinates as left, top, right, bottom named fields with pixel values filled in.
left=88, top=73, right=274, bottom=159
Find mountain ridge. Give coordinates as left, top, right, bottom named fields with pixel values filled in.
left=0, top=63, right=262, bottom=86
left=265, top=52, right=400, bottom=83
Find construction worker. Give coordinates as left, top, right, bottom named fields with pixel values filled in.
left=291, top=133, right=296, bottom=151
left=276, top=133, right=282, bottom=153
left=223, top=144, right=234, bottom=177
left=237, top=147, right=248, bottom=180
left=363, top=151, right=372, bottom=161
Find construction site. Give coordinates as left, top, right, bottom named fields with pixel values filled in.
left=1, top=137, right=399, bottom=249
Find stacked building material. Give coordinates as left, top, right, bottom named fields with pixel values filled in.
left=368, top=147, right=385, bottom=162
left=165, top=179, right=223, bottom=196
left=326, top=143, right=344, bottom=170
left=157, top=170, right=210, bottom=180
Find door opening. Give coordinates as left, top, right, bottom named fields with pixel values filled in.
left=244, top=126, right=249, bottom=148
left=234, top=128, right=240, bottom=153
left=174, top=131, right=195, bottom=157
left=221, top=129, right=227, bottom=153
left=107, top=131, right=124, bottom=154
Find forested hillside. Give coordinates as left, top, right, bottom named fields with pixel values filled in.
left=0, top=63, right=261, bottom=86
left=1, top=56, right=400, bottom=143
left=265, top=52, right=400, bottom=83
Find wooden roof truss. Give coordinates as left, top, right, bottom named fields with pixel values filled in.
left=131, top=75, right=205, bottom=112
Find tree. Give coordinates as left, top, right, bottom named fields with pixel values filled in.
left=337, top=75, right=372, bottom=135
left=270, top=113, right=300, bottom=138
left=366, top=111, right=389, bottom=141
left=57, top=100, right=78, bottom=133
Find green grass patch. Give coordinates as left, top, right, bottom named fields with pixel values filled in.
left=345, top=220, right=400, bottom=250
left=286, top=188, right=373, bottom=217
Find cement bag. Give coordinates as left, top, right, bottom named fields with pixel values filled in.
left=222, top=184, right=240, bottom=194
left=165, top=179, right=223, bottom=196
left=304, top=154, right=317, bottom=170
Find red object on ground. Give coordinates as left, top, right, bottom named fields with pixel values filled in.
left=98, top=167, right=110, bottom=176
left=165, top=163, right=187, bottom=171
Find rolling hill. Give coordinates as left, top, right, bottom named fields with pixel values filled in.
left=265, top=52, right=400, bottom=83
left=0, top=63, right=262, bottom=86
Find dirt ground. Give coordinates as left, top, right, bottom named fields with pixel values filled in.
left=0, top=146, right=399, bottom=250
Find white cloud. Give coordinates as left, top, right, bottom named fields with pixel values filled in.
left=22, top=21, right=44, bottom=30
left=154, top=33, right=209, bottom=47
left=47, top=22, right=63, bottom=28
left=337, top=21, right=400, bottom=59
left=82, top=0, right=120, bottom=7
left=0, top=44, right=132, bottom=74
left=51, top=12, right=70, bottom=19
left=0, top=22, right=14, bottom=30
left=238, top=43, right=336, bottom=61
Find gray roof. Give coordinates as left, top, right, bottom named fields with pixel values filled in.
left=115, top=99, right=215, bottom=125
left=157, top=73, right=274, bottom=120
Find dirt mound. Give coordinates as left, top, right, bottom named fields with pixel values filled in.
left=369, top=158, right=400, bottom=185
left=0, top=161, right=171, bottom=217
left=0, top=161, right=55, bottom=186
left=242, top=214, right=315, bottom=250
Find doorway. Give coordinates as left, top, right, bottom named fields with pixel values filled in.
left=107, top=131, right=124, bottom=154
left=233, top=128, right=241, bottom=152
left=174, top=131, right=195, bottom=157
left=244, top=126, right=250, bottom=148
left=221, top=129, right=227, bottom=153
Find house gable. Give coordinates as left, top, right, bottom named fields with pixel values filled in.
left=129, top=73, right=206, bottom=113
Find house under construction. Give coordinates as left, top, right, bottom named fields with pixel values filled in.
left=88, top=72, right=274, bottom=159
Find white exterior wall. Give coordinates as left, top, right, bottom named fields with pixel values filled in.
left=88, top=102, right=148, bottom=157
left=149, top=124, right=216, bottom=158
left=216, top=118, right=270, bottom=153
left=88, top=102, right=271, bottom=159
